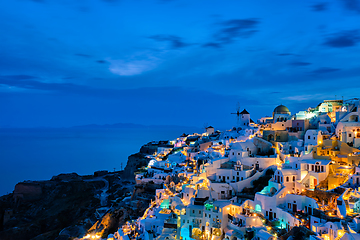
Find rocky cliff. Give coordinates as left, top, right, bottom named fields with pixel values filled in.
left=0, top=150, right=153, bottom=240
left=0, top=174, right=103, bottom=240
left=122, top=153, right=149, bottom=179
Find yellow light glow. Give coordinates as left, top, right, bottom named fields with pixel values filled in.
left=338, top=230, right=345, bottom=238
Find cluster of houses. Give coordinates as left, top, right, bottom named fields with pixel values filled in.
left=102, top=98, right=360, bottom=240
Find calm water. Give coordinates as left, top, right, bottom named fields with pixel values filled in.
left=0, top=127, right=201, bottom=196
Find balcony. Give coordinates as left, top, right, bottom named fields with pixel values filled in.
left=212, top=222, right=221, bottom=228
left=193, top=221, right=200, bottom=228
left=228, top=221, right=243, bottom=232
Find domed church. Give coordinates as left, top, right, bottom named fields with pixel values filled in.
left=273, top=104, right=291, bottom=123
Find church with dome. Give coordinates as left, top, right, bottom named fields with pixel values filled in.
left=272, top=104, right=292, bottom=123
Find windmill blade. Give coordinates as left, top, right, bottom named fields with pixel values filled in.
left=236, top=102, right=240, bottom=113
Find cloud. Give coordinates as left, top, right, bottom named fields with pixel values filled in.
left=312, top=3, right=329, bottom=11
left=338, top=0, right=360, bottom=13
left=277, top=53, right=298, bottom=56
left=109, top=59, right=159, bottom=76
left=202, top=42, right=222, bottom=48
left=157, top=0, right=176, bottom=2
left=204, top=18, right=260, bottom=48
left=24, top=0, right=45, bottom=2
left=282, top=94, right=326, bottom=101
left=100, top=0, right=120, bottom=2
left=1, top=75, right=38, bottom=80
left=310, top=67, right=340, bottom=75
left=96, top=60, right=108, bottom=64
left=290, top=61, right=312, bottom=66
left=75, top=53, right=92, bottom=58
left=0, top=75, right=87, bottom=92
left=323, top=30, right=360, bottom=47
left=149, top=34, right=192, bottom=49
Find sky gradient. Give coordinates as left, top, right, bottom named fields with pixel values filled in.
left=1, top=0, right=360, bottom=128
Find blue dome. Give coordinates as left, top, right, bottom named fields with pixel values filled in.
left=274, top=105, right=290, bottom=114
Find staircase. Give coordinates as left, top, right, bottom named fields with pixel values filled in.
left=349, top=220, right=357, bottom=233
left=344, top=199, right=350, bottom=214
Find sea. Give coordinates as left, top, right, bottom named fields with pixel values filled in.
left=0, top=126, right=202, bottom=196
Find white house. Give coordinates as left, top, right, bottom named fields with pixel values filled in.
left=304, top=130, right=326, bottom=154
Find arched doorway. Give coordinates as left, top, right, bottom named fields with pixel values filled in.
left=255, top=204, right=261, bottom=212
left=268, top=134, right=274, bottom=141
left=181, top=228, right=190, bottom=240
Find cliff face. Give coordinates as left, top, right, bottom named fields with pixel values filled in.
left=122, top=153, right=149, bottom=179
left=84, top=152, right=155, bottom=239
left=13, top=183, right=42, bottom=202
left=85, top=183, right=158, bottom=239
left=0, top=148, right=154, bottom=240
left=0, top=174, right=104, bottom=240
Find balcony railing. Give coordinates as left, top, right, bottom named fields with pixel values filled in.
left=212, top=222, right=221, bottom=228
left=193, top=221, right=200, bottom=228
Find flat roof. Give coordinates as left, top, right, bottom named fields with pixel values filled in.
left=301, top=159, right=331, bottom=165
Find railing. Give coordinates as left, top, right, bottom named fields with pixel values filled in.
left=212, top=222, right=221, bottom=228
left=228, top=221, right=242, bottom=231
left=193, top=221, right=200, bottom=228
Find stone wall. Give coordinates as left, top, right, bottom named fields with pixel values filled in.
left=13, top=183, right=42, bottom=202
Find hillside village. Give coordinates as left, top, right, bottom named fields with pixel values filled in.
left=85, top=98, right=360, bottom=240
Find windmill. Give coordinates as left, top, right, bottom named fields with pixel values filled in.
left=231, top=102, right=241, bottom=126
left=203, top=122, right=209, bottom=132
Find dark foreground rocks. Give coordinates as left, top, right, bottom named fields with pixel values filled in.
left=0, top=151, right=153, bottom=240
left=0, top=173, right=105, bottom=240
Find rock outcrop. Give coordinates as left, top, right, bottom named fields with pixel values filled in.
left=0, top=147, right=154, bottom=240
left=122, top=153, right=149, bottom=179
left=0, top=174, right=105, bottom=240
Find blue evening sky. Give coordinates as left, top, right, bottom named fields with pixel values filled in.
left=1, top=0, right=360, bottom=128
